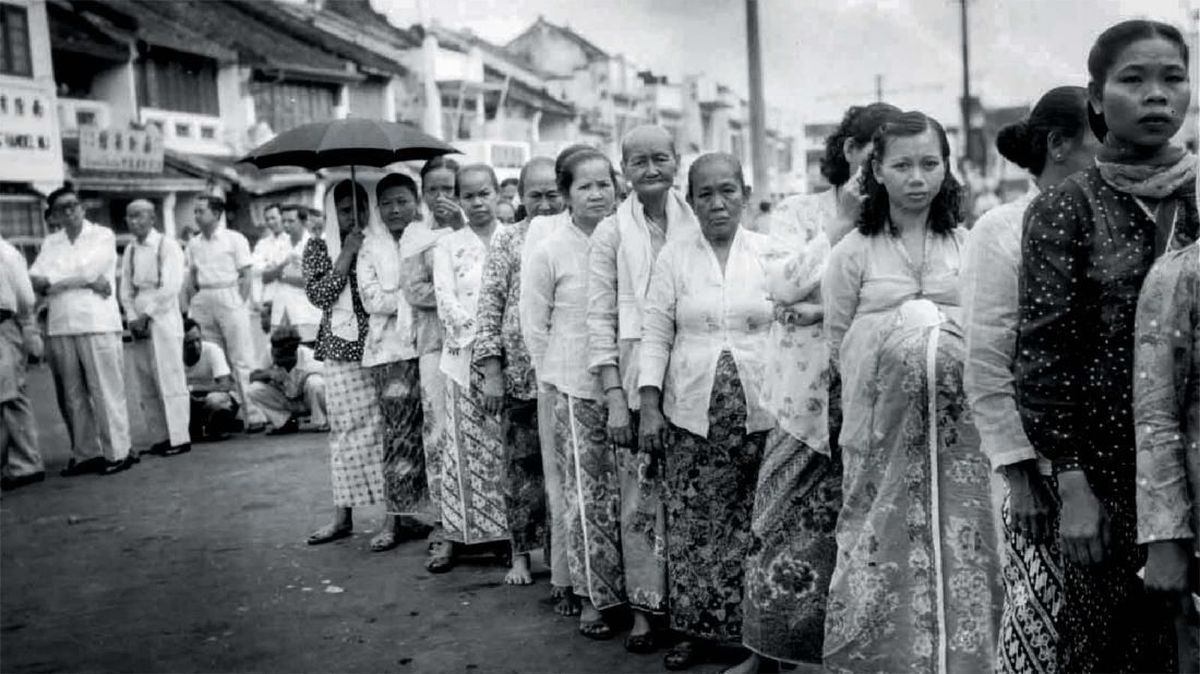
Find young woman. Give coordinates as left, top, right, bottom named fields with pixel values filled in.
left=358, top=173, right=433, bottom=552
left=729, top=104, right=899, bottom=674
left=638, top=153, right=775, bottom=671
left=521, top=149, right=622, bottom=639
left=474, top=156, right=566, bottom=586
left=962, top=86, right=1099, bottom=673
left=821, top=111, right=1001, bottom=673
left=303, top=180, right=387, bottom=548
left=1015, top=20, right=1197, bottom=673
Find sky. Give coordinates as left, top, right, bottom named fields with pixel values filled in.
left=379, top=0, right=1196, bottom=127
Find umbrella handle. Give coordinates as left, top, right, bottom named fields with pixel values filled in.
left=351, top=164, right=360, bottom=231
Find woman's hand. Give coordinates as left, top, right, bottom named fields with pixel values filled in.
left=1002, top=460, right=1057, bottom=544
left=1057, top=470, right=1110, bottom=566
left=335, top=229, right=365, bottom=275
left=774, top=301, right=823, bottom=327
left=638, top=389, right=668, bottom=457
left=480, top=358, right=505, bottom=416
left=605, top=388, right=635, bottom=449
left=1144, top=540, right=1194, bottom=595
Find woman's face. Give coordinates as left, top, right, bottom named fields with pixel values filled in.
left=567, top=158, right=616, bottom=225
left=1060, top=126, right=1104, bottom=177
left=378, top=185, right=419, bottom=238
left=422, top=168, right=457, bottom=220
left=1094, top=37, right=1190, bottom=150
left=688, top=159, right=747, bottom=243
left=872, top=129, right=945, bottom=215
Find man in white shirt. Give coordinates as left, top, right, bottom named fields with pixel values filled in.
left=29, top=186, right=134, bottom=476
left=119, top=200, right=191, bottom=457
left=251, top=203, right=288, bottom=362
left=185, top=195, right=266, bottom=432
left=0, top=233, right=45, bottom=490
left=266, top=205, right=321, bottom=343
left=183, top=318, right=240, bottom=441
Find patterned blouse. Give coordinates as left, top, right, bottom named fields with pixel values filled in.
left=473, top=221, right=537, bottom=400
left=1134, top=242, right=1199, bottom=546
left=303, top=236, right=369, bottom=363
left=1016, top=167, right=1198, bottom=482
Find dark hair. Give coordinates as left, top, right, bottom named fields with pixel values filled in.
left=455, top=164, right=499, bottom=197
left=555, top=144, right=595, bottom=176
left=332, top=180, right=369, bottom=208
left=857, top=111, right=964, bottom=236
left=518, top=156, right=555, bottom=195
left=996, top=86, right=1090, bottom=176
left=376, top=173, right=419, bottom=202
left=46, top=185, right=77, bottom=209
left=759, top=201, right=771, bottom=213
left=686, top=153, right=746, bottom=199
left=821, top=103, right=902, bottom=187
left=183, top=317, right=200, bottom=334
left=419, top=156, right=460, bottom=181
left=196, top=194, right=225, bottom=217
left=500, top=177, right=520, bottom=189
left=263, top=202, right=282, bottom=216
left=279, top=203, right=307, bottom=221
left=1086, top=20, right=1190, bottom=141
left=556, top=149, right=615, bottom=197
left=514, top=204, right=528, bottom=221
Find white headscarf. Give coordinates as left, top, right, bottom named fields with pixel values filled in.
left=322, top=178, right=385, bottom=343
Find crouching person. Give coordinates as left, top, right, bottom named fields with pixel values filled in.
left=247, top=325, right=327, bottom=435
left=184, top=317, right=241, bottom=442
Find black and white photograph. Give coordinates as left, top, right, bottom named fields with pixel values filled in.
left=0, top=0, right=1198, bottom=671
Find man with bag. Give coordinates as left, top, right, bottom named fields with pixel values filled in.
left=119, top=200, right=191, bottom=456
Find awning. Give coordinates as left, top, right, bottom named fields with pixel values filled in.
left=48, top=2, right=129, bottom=63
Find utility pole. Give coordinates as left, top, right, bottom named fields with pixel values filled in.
left=875, top=74, right=883, bottom=103
left=746, top=0, right=770, bottom=199
left=958, top=0, right=973, bottom=173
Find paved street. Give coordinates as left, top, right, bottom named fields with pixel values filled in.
left=1, top=364, right=818, bottom=673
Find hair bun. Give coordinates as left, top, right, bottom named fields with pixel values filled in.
left=995, top=119, right=1034, bottom=169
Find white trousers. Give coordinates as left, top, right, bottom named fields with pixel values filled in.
left=189, top=287, right=265, bottom=425
left=127, top=319, right=190, bottom=448
left=47, top=332, right=130, bottom=462
left=246, top=376, right=327, bottom=429
left=0, top=320, right=42, bottom=477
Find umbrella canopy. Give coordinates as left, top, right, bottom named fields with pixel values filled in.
left=238, top=118, right=459, bottom=171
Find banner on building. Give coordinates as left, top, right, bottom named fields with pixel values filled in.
left=0, top=82, right=62, bottom=184
left=80, top=127, right=164, bottom=174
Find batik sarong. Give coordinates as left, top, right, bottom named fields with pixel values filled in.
left=324, top=358, right=385, bottom=507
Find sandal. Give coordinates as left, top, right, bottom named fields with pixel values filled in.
left=578, top=618, right=614, bottom=641
left=306, top=524, right=352, bottom=546
left=425, top=541, right=455, bottom=573
left=624, top=630, right=659, bottom=654
left=369, top=530, right=398, bottom=552
left=664, top=641, right=704, bottom=671
left=552, top=586, right=582, bottom=617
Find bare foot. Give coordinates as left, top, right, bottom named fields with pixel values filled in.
left=630, top=608, right=652, bottom=637
left=504, top=553, right=533, bottom=585
left=552, top=586, right=581, bottom=617
left=578, top=603, right=613, bottom=640
left=722, top=653, right=761, bottom=674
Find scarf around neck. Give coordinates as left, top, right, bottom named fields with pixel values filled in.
left=1096, top=146, right=1198, bottom=199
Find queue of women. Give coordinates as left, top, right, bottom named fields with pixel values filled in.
left=295, top=19, right=1198, bottom=674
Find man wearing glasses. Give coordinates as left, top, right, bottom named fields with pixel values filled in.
left=28, top=186, right=135, bottom=476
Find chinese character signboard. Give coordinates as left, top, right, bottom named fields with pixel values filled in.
left=80, top=127, right=164, bottom=174
left=0, top=81, right=62, bottom=184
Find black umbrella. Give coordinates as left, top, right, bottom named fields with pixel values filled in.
left=237, top=118, right=460, bottom=228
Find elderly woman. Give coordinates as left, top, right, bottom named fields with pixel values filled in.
left=638, top=153, right=775, bottom=671
left=474, top=156, right=565, bottom=586
left=821, top=112, right=1000, bottom=672
left=358, top=173, right=434, bottom=552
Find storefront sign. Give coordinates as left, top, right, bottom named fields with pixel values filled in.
left=80, top=127, right=164, bottom=174
left=0, top=81, right=62, bottom=184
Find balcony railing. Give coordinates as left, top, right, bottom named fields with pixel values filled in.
left=140, top=108, right=227, bottom=156
left=57, top=97, right=112, bottom=137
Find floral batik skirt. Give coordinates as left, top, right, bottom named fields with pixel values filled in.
left=324, top=359, right=385, bottom=508
left=824, top=310, right=1001, bottom=674
left=998, top=483, right=1064, bottom=674
left=742, top=426, right=842, bottom=664
left=503, top=396, right=546, bottom=556
left=663, top=350, right=765, bottom=643
left=554, top=391, right=625, bottom=608
left=372, top=359, right=433, bottom=520
left=441, top=373, right=509, bottom=546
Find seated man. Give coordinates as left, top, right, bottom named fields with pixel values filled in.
left=246, top=325, right=327, bottom=435
left=183, top=318, right=241, bottom=442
